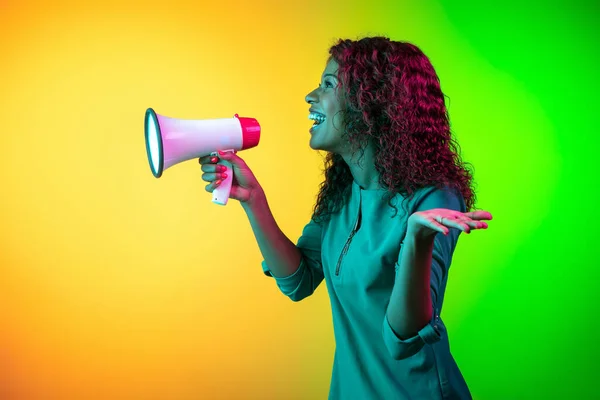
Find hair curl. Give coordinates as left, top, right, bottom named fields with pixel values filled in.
left=312, top=37, right=476, bottom=224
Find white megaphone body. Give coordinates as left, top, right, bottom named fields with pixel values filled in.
left=144, top=108, right=261, bottom=205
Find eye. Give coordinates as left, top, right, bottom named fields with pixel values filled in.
left=322, top=80, right=334, bottom=88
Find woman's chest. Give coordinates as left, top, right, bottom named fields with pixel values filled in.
left=321, top=206, right=408, bottom=293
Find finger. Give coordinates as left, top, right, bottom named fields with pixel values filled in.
left=201, top=172, right=224, bottom=182
left=437, top=216, right=471, bottom=234
left=217, top=150, right=248, bottom=168
left=463, top=219, right=488, bottom=230
left=455, top=215, right=488, bottom=230
left=198, top=155, right=219, bottom=164
left=204, top=178, right=223, bottom=193
left=201, top=163, right=226, bottom=173
left=464, top=211, right=493, bottom=220
left=427, top=218, right=450, bottom=236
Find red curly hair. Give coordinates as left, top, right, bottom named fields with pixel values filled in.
left=312, top=37, right=476, bottom=224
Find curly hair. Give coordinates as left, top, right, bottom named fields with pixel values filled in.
left=311, top=37, right=476, bottom=224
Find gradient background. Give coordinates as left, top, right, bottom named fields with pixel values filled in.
left=1, top=0, right=598, bottom=399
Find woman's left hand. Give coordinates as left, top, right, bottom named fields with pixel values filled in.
left=407, top=209, right=493, bottom=239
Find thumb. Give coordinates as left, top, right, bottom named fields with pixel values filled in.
left=217, top=149, right=238, bottom=158
left=218, top=150, right=246, bottom=169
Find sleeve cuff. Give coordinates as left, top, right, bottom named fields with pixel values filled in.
left=382, top=312, right=443, bottom=360
left=261, top=257, right=306, bottom=296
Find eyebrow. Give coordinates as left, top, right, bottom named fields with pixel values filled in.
left=322, top=73, right=338, bottom=79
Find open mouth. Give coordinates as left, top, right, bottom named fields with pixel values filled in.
left=309, top=112, right=326, bottom=129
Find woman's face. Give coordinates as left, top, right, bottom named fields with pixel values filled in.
left=305, top=59, right=348, bottom=154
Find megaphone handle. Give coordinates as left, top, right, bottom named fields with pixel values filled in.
left=211, top=150, right=234, bottom=206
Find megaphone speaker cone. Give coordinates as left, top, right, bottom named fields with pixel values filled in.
left=144, top=108, right=164, bottom=178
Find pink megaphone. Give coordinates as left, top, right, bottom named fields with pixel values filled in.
left=144, top=108, right=261, bottom=205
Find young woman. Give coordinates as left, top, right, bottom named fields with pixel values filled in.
left=199, top=37, right=492, bottom=399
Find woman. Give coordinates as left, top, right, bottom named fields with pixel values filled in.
left=199, top=37, right=492, bottom=399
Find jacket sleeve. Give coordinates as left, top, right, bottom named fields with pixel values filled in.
left=261, top=218, right=324, bottom=302
left=383, top=186, right=466, bottom=359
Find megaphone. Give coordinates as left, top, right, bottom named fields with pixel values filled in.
left=144, top=108, right=261, bottom=205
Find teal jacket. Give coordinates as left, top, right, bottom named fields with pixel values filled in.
left=262, top=181, right=472, bottom=399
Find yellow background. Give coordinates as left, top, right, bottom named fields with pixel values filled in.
left=1, top=2, right=358, bottom=399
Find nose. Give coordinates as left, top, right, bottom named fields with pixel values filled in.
left=305, top=87, right=319, bottom=104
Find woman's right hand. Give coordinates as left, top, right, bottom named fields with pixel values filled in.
left=198, top=151, right=263, bottom=204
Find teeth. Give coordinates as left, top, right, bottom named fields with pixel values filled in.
left=309, top=112, right=326, bottom=125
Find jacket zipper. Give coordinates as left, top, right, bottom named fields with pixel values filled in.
left=335, top=207, right=362, bottom=276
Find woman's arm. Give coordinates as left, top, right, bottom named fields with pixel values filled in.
left=242, top=189, right=302, bottom=279
left=386, top=233, right=437, bottom=340
left=386, top=188, right=491, bottom=340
